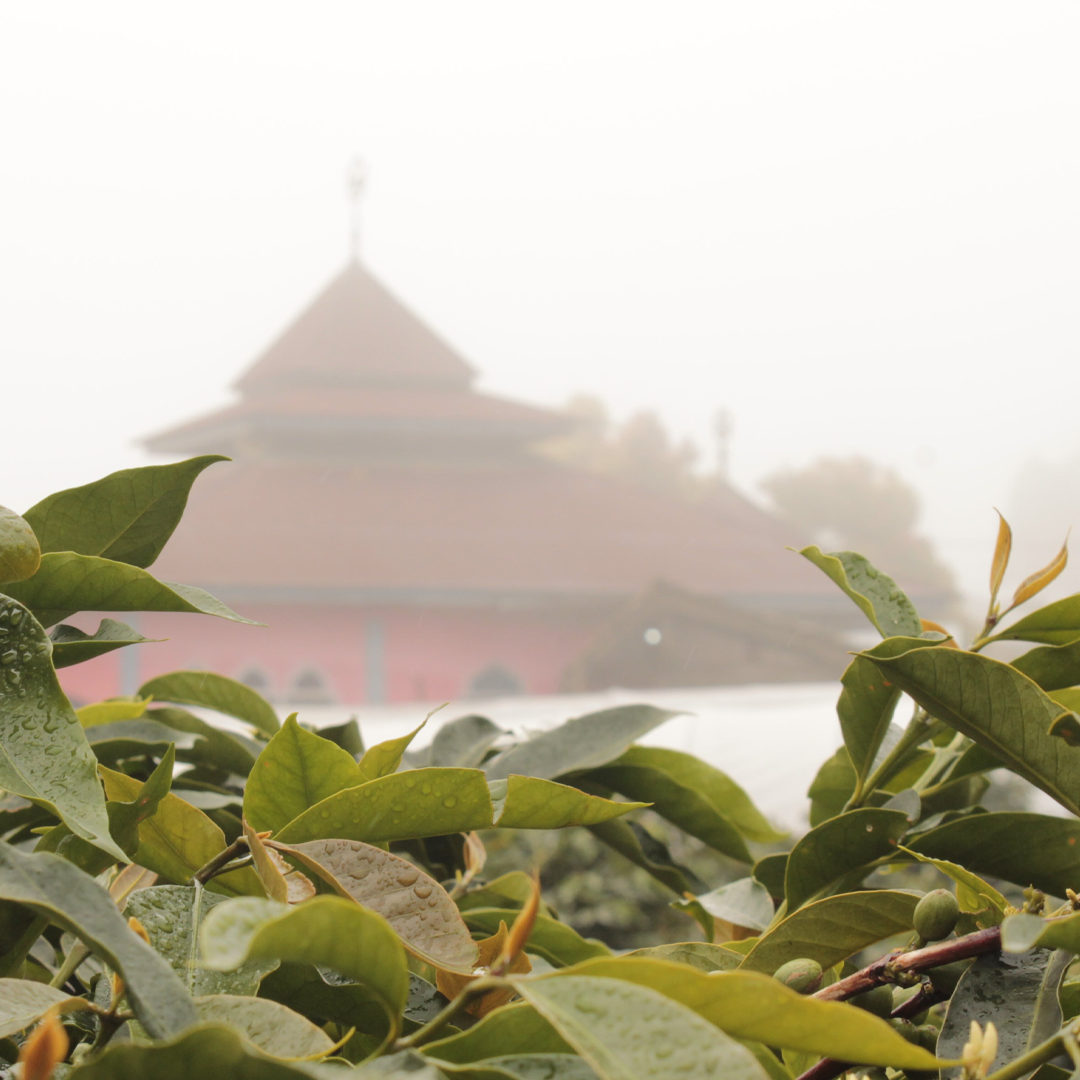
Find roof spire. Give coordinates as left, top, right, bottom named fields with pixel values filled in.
left=347, top=158, right=367, bottom=261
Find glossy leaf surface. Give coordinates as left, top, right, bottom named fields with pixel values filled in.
left=192, top=995, right=334, bottom=1059
left=492, top=776, right=646, bottom=829
left=864, top=645, right=1080, bottom=816
left=139, top=671, right=279, bottom=736
left=0, top=594, right=124, bottom=859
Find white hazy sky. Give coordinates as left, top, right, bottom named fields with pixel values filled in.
left=3, top=3, right=1079, bottom=603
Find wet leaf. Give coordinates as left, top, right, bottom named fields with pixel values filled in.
left=23, top=456, right=226, bottom=568
left=491, top=776, right=646, bottom=829
left=100, top=766, right=262, bottom=896
left=863, top=645, right=1080, bottom=817
left=911, top=812, right=1080, bottom=897
left=552, top=958, right=943, bottom=1070
left=458, top=1055, right=598, bottom=1080
left=0, top=594, right=124, bottom=860
left=512, top=973, right=771, bottom=1079
left=0, top=504, right=40, bottom=584
left=936, top=948, right=1070, bottom=1079
left=358, top=717, right=429, bottom=781
left=784, top=807, right=909, bottom=910
left=199, top=895, right=409, bottom=1042
left=270, top=837, right=479, bottom=973
left=460, top=908, right=610, bottom=968
left=436, top=921, right=531, bottom=1018
left=244, top=715, right=363, bottom=834
left=125, top=885, right=278, bottom=995
left=76, top=698, right=150, bottom=727
left=50, top=618, right=156, bottom=669
left=424, top=1002, right=573, bottom=1064
left=484, top=705, right=679, bottom=782
left=739, top=890, right=919, bottom=973
left=274, top=768, right=494, bottom=846
left=0, top=840, right=196, bottom=1037
left=798, top=547, right=921, bottom=638
left=139, top=671, right=279, bottom=737
left=0, top=979, right=90, bottom=1037
left=3, top=552, right=258, bottom=628
left=193, top=996, right=334, bottom=1059
left=622, top=941, right=745, bottom=972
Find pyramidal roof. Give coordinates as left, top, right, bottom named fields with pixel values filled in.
left=236, top=259, right=476, bottom=394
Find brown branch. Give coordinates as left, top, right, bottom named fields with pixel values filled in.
left=793, top=925, right=1002, bottom=1080
left=191, top=837, right=248, bottom=885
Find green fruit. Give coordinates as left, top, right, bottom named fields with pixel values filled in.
left=915, top=1023, right=939, bottom=1052
left=849, top=983, right=894, bottom=1018
left=0, top=505, right=39, bottom=585
left=913, top=888, right=959, bottom=941
left=928, top=959, right=972, bottom=996
left=773, top=957, right=824, bottom=994
left=888, top=1017, right=919, bottom=1043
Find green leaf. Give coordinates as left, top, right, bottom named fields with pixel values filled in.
left=275, top=769, right=494, bottom=845
left=150, top=706, right=259, bottom=777
left=461, top=908, right=611, bottom=968
left=912, top=812, right=1080, bottom=897
left=458, top=1056, right=598, bottom=1080
left=586, top=745, right=783, bottom=855
left=456, top=872, right=554, bottom=915
left=3, top=552, right=258, bottom=628
left=0, top=594, right=124, bottom=860
left=0, top=504, right=40, bottom=584
left=1012, top=636, right=1080, bottom=691
left=139, top=671, right=279, bottom=737
left=359, top=716, right=429, bottom=781
left=100, top=766, right=263, bottom=896
left=244, top=715, right=363, bottom=834
left=684, top=877, right=775, bottom=934
left=783, top=808, right=909, bottom=911
left=587, top=817, right=699, bottom=896
left=50, top=619, right=156, bottom=669
left=63, top=1023, right=346, bottom=1079
left=863, top=645, right=1080, bottom=817
left=484, top=705, right=680, bottom=782
left=193, top=996, right=334, bottom=1059
left=622, top=941, right=746, bottom=973
left=807, top=747, right=856, bottom=827
left=76, top=697, right=150, bottom=727
left=426, top=715, right=505, bottom=768
left=125, top=884, right=278, bottom=995
left=553, top=958, right=943, bottom=1070
left=0, top=839, right=196, bottom=1037
left=0, top=978, right=90, bottom=1037
left=990, top=594, right=1080, bottom=646
left=492, top=776, right=646, bottom=829
left=936, top=948, right=1071, bottom=1078
left=24, top=456, right=227, bottom=568
left=425, top=1003, right=573, bottom=1063
left=199, top=895, right=409, bottom=1042
left=739, top=890, right=919, bottom=974
left=798, top=547, right=921, bottom=637
left=269, top=837, right=479, bottom=974
left=512, top=973, right=771, bottom=1079
left=838, top=637, right=941, bottom=792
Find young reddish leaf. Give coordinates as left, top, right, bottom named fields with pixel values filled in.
left=437, top=921, right=532, bottom=1018
left=18, top=1007, right=68, bottom=1080
left=989, top=509, right=1012, bottom=608
left=495, top=875, right=541, bottom=976
left=1011, top=537, right=1069, bottom=610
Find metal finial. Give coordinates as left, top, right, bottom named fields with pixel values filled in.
left=347, top=159, right=367, bottom=260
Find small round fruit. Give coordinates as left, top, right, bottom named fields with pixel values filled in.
left=773, top=958, right=823, bottom=994
left=888, top=1017, right=919, bottom=1043
left=915, top=1024, right=939, bottom=1052
left=928, top=959, right=972, bottom=996
left=0, top=505, right=40, bottom=585
left=849, top=984, right=894, bottom=1018
left=913, top=889, right=959, bottom=942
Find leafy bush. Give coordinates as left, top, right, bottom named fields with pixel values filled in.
left=3, top=462, right=1080, bottom=1078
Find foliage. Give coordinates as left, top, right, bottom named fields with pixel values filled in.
left=5, top=463, right=1080, bottom=1078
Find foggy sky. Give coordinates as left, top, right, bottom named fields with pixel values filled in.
left=3, top=3, right=1079, bottom=605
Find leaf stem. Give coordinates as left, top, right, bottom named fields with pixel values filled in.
left=191, top=838, right=248, bottom=885
left=850, top=710, right=931, bottom=809
left=390, top=976, right=511, bottom=1052
left=49, top=941, right=90, bottom=989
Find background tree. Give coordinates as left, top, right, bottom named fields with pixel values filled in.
left=760, top=455, right=955, bottom=596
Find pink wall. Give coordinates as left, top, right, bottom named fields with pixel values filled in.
left=57, top=603, right=602, bottom=707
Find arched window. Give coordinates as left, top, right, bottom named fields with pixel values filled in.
left=467, top=663, right=524, bottom=699
left=290, top=667, right=335, bottom=705
left=238, top=666, right=274, bottom=702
